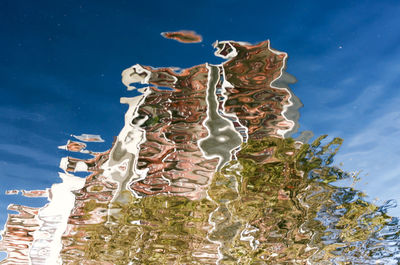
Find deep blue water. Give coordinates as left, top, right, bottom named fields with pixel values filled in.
left=1, top=0, right=400, bottom=261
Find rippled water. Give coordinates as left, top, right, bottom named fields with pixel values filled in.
left=1, top=35, right=400, bottom=264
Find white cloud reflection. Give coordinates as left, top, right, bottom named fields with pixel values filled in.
left=292, top=4, right=400, bottom=216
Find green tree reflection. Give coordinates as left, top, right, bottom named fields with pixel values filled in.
left=61, top=136, right=400, bottom=264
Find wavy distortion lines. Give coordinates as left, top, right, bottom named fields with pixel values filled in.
left=1, top=38, right=399, bottom=265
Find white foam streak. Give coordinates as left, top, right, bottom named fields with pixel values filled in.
left=29, top=172, right=85, bottom=265
left=121, top=64, right=151, bottom=90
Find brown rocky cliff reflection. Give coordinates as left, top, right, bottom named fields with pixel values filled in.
left=55, top=40, right=301, bottom=264
left=130, top=65, right=219, bottom=199
left=60, top=149, right=119, bottom=264
left=0, top=205, right=41, bottom=265
left=0, top=39, right=318, bottom=264
left=219, top=40, right=293, bottom=139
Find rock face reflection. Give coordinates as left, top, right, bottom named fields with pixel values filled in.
left=1, top=38, right=400, bottom=265
left=215, top=40, right=295, bottom=139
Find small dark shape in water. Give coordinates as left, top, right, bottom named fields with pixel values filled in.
left=161, top=30, right=202, bottom=43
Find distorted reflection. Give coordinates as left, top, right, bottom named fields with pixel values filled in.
left=1, top=38, right=399, bottom=265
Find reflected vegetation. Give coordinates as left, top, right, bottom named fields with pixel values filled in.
left=1, top=37, right=400, bottom=264
left=210, top=136, right=400, bottom=264
left=59, top=137, right=400, bottom=264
